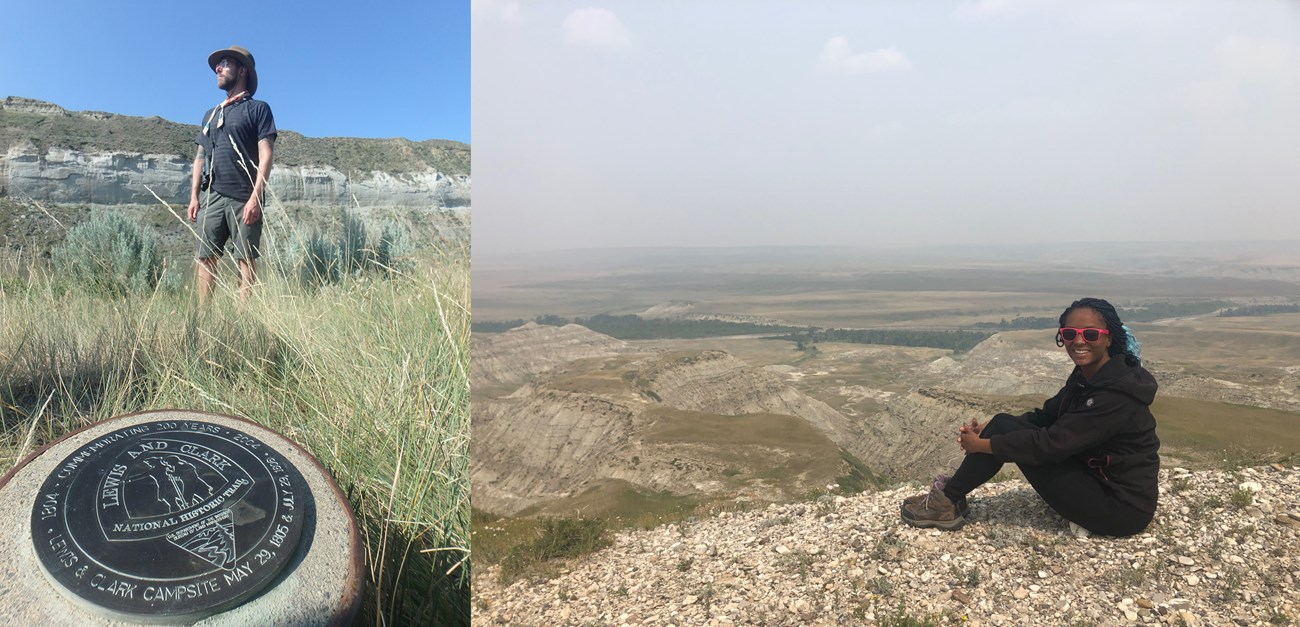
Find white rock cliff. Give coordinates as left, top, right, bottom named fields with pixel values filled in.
left=1, top=144, right=470, bottom=208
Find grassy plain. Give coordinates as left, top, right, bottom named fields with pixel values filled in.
left=1, top=245, right=470, bottom=624
left=1141, top=313, right=1300, bottom=374
left=474, top=243, right=1300, bottom=324
left=1151, top=396, right=1300, bottom=466
left=642, top=333, right=1300, bottom=466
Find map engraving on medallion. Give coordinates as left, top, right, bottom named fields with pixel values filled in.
left=31, top=420, right=309, bottom=621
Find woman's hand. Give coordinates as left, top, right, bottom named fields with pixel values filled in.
left=957, top=421, right=992, bottom=455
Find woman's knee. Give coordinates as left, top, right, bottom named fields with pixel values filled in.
left=982, top=413, right=1035, bottom=437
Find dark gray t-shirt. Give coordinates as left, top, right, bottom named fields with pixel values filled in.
left=194, top=97, right=276, bottom=202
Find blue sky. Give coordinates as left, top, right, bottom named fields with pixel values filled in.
left=2, top=1, right=469, bottom=143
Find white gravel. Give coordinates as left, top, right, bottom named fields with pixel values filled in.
left=475, top=465, right=1300, bottom=626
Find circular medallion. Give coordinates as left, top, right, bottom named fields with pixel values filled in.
left=30, top=419, right=308, bottom=622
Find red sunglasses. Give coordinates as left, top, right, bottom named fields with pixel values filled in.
left=1059, top=327, right=1110, bottom=342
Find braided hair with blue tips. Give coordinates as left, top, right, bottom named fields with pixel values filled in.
left=1057, top=297, right=1142, bottom=365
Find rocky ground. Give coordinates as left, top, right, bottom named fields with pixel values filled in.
left=474, top=465, right=1299, bottom=626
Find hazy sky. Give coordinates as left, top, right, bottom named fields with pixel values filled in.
left=2, top=1, right=469, bottom=142
left=472, top=1, right=1300, bottom=256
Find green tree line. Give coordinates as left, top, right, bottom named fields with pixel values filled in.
left=1120, top=301, right=1231, bottom=321
left=1218, top=304, right=1300, bottom=317
left=471, top=313, right=801, bottom=339
left=785, top=328, right=994, bottom=352
left=970, top=316, right=1056, bottom=330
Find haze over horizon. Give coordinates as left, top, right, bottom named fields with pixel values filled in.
left=473, top=1, right=1300, bottom=256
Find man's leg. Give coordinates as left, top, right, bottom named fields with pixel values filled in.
left=195, top=193, right=233, bottom=306
left=237, top=258, right=257, bottom=303
left=231, top=198, right=263, bottom=304
left=197, top=257, right=219, bottom=305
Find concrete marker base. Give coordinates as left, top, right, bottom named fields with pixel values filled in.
left=0, top=410, right=363, bottom=626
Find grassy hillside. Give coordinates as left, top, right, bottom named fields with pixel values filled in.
left=1151, top=396, right=1300, bottom=466
left=0, top=98, right=469, bottom=176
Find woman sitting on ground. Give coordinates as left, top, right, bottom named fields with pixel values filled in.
left=901, top=297, right=1159, bottom=537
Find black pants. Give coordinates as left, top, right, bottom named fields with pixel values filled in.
left=942, top=413, right=1151, bottom=536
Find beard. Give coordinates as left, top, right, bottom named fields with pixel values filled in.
left=216, top=68, right=240, bottom=92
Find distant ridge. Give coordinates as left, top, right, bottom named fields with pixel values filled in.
left=0, top=96, right=469, bottom=177
left=0, top=96, right=470, bottom=254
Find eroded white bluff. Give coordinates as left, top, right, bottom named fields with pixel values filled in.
left=0, top=146, right=470, bottom=208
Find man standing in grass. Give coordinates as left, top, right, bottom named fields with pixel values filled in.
left=188, top=45, right=276, bottom=304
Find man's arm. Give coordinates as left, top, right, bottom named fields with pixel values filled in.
left=188, top=146, right=205, bottom=222
left=242, top=137, right=275, bottom=225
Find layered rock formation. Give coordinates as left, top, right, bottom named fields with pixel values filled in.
left=471, top=327, right=867, bottom=516
left=1, top=147, right=193, bottom=205
left=474, top=323, right=1300, bottom=518
left=925, top=334, right=1070, bottom=398
left=472, top=385, right=647, bottom=514
left=471, top=325, right=1069, bottom=516
left=0, top=97, right=469, bottom=209
left=471, top=323, right=632, bottom=390
left=1157, top=368, right=1300, bottom=413
left=923, top=333, right=1300, bottom=413
left=1, top=145, right=469, bottom=208
left=632, top=349, right=858, bottom=448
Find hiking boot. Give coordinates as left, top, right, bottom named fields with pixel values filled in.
left=902, top=493, right=971, bottom=519
left=902, top=475, right=971, bottom=518
left=901, top=485, right=966, bottom=530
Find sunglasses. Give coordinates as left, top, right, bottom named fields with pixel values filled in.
left=215, top=58, right=237, bottom=72
left=1059, top=327, right=1110, bottom=342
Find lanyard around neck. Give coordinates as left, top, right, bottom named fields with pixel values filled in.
left=202, top=91, right=249, bottom=136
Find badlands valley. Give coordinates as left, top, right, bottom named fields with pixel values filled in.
left=473, top=243, right=1300, bottom=522
left=472, top=243, right=1300, bottom=623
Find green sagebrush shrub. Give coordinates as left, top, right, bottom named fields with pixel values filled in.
left=498, top=517, right=609, bottom=582
left=271, top=209, right=414, bottom=289
left=339, top=209, right=368, bottom=276
left=372, top=220, right=414, bottom=276
left=50, top=211, right=162, bottom=297
left=268, top=227, right=341, bottom=289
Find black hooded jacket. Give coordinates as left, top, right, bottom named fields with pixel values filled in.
left=989, top=356, right=1160, bottom=514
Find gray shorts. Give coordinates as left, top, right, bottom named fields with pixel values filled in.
left=196, top=192, right=262, bottom=260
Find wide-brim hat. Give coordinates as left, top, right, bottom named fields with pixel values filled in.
left=208, top=45, right=258, bottom=96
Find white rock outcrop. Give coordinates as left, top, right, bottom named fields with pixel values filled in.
left=475, top=465, right=1300, bottom=626
left=1, top=146, right=191, bottom=204
left=472, top=323, right=633, bottom=390
left=1, top=144, right=469, bottom=208
left=471, top=326, right=869, bottom=516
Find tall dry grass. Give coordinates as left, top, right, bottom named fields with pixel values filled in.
left=0, top=229, right=470, bottom=624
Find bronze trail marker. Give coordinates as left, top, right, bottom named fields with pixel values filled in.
left=30, top=419, right=307, bottom=623
left=1, top=410, right=362, bottom=626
